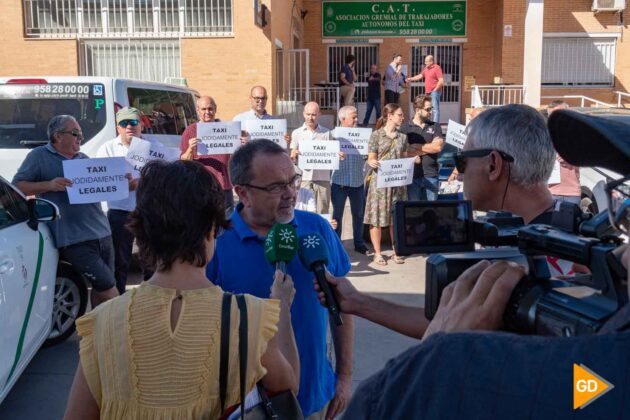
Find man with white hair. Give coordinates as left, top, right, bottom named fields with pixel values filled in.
left=290, top=101, right=335, bottom=214
left=331, top=106, right=371, bottom=255
left=13, top=115, right=119, bottom=307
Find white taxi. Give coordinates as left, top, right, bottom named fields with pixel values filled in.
left=0, top=177, right=87, bottom=404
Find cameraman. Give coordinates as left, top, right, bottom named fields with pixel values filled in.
left=317, top=105, right=558, bottom=339
left=335, top=110, right=630, bottom=418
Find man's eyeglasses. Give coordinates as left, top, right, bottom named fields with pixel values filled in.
left=242, top=174, right=302, bottom=195
left=422, top=107, right=434, bottom=112
left=251, top=96, right=268, bottom=102
left=454, top=149, right=515, bottom=174
left=605, top=174, right=630, bottom=233
left=58, top=130, right=84, bottom=139
left=118, top=119, right=139, bottom=128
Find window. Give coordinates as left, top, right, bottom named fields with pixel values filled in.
left=0, top=83, right=107, bottom=149
left=80, top=40, right=180, bottom=83
left=127, top=87, right=196, bottom=135
left=0, top=183, right=29, bottom=229
left=23, top=0, right=233, bottom=38
left=542, top=37, right=616, bottom=87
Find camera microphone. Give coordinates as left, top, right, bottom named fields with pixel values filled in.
left=297, top=232, right=343, bottom=326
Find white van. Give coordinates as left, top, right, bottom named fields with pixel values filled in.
left=0, top=76, right=199, bottom=181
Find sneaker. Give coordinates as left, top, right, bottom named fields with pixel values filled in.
left=354, top=245, right=373, bottom=256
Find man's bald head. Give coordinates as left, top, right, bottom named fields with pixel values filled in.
left=303, top=101, right=321, bottom=130
left=197, top=96, right=217, bottom=122
left=249, top=86, right=268, bottom=114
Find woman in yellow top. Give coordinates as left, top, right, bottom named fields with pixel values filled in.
left=64, top=160, right=300, bottom=419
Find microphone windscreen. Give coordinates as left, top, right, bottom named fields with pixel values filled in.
left=264, top=224, right=298, bottom=264
left=298, top=232, right=329, bottom=270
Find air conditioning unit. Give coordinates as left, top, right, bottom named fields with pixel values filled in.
left=592, top=0, right=626, bottom=12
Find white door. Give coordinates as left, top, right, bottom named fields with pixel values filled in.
left=0, top=183, right=44, bottom=394
left=328, top=45, right=379, bottom=124
left=275, top=48, right=311, bottom=129
left=409, top=45, right=462, bottom=124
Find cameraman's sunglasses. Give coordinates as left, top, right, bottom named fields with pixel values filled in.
left=454, top=149, right=514, bottom=174
left=605, top=174, right=630, bottom=233
left=118, top=119, right=139, bottom=128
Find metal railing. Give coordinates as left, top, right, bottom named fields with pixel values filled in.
left=541, top=95, right=613, bottom=108
left=616, top=91, right=630, bottom=108
left=471, top=85, right=525, bottom=107
left=23, top=0, right=233, bottom=38
left=289, top=87, right=340, bottom=112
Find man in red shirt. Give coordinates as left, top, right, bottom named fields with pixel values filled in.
left=180, top=96, right=235, bottom=210
left=409, top=55, right=444, bottom=123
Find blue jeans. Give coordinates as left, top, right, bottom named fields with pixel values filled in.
left=431, top=90, right=441, bottom=123
left=331, top=183, right=366, bottom=249
left=407, top=177, right=439, bottom=201
left=363, top=97, right=381, bottom=125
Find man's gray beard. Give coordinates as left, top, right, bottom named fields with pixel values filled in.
left=276, top=209, right=295, bottom=225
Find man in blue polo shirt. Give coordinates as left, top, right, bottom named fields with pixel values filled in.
left=207, top=139, right=354, bottom=419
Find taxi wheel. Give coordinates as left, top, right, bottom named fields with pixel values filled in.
left=44, top=262, right=88, bottom=347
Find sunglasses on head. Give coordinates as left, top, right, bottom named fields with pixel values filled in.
left=454, top=149, right=514, bottom=174
left=118, top=119, right=139, bottom=128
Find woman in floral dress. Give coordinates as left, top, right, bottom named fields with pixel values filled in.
left=364, top=103, right=416, bottom=265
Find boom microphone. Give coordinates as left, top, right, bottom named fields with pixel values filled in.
left=264, top=224, right=298, bottom=274
left=298, top=232, right=343, bottom=326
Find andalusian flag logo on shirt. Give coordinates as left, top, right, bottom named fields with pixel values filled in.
left=573, top=364, right=614, bottom=410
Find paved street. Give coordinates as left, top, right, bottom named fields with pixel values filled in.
left=0, top=206, right=426, bottom=419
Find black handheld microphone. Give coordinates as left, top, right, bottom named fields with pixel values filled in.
left=298, top=232, right=343, bottom=326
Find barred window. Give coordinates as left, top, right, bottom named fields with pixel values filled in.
left=542, top=37, right=616, bottom=87
left=80, top=39, right=181, bottom=83
left=24, top=0, right=233, bottom=38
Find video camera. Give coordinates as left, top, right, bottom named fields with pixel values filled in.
left=391, top=110, right=630, bottom=337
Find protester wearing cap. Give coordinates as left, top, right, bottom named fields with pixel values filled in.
left=97, top=106, right=151, bottom=294
left=13, top=115, right=118, bottom=308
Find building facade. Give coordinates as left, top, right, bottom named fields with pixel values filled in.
left=1, top=0, right=628, bottom=123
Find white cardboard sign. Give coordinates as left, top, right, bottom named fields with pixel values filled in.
left=243, top=119, right=288, bottom=148
left=548, top=160, right=561, bottom=185
left=126, top=137, right=180, bottom=177
left=376, top=157, right=415, bottom=188
left=298, top=140, right=340, bottom=170
left=445, top=119, right=467, bottom=150
left=196, top=121, right=241, bottom=155
left=332, top=127, right=372, bottom=156
left=63, top=157, right=129, bottom=204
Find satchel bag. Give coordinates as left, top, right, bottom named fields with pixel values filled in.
left=363, top=135, right=398, bottom=188
left=220, top=293, right=304, bottom=420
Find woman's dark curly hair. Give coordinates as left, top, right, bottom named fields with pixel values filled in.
left=126, top=159, right=230, bottom=272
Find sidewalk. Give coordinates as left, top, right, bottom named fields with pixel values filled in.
left=335, top=204, right=425, bottom=390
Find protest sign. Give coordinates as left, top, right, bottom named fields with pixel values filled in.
left=445, top=119, right=467, bottom=150
left=243, top=119, right=287, bottom=148
left=126, top=137, right=180, bottom=176
left=196, top=121, right=241, bottom=155
left=332, top=127, right=372, bottom=155
left=548, top=160, right=561, bottom=185
left=376, top=157, right=415, bottom=188
left=298, top=140, right=340, bottom=170
left=63, top=157, right=129, bottom=204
